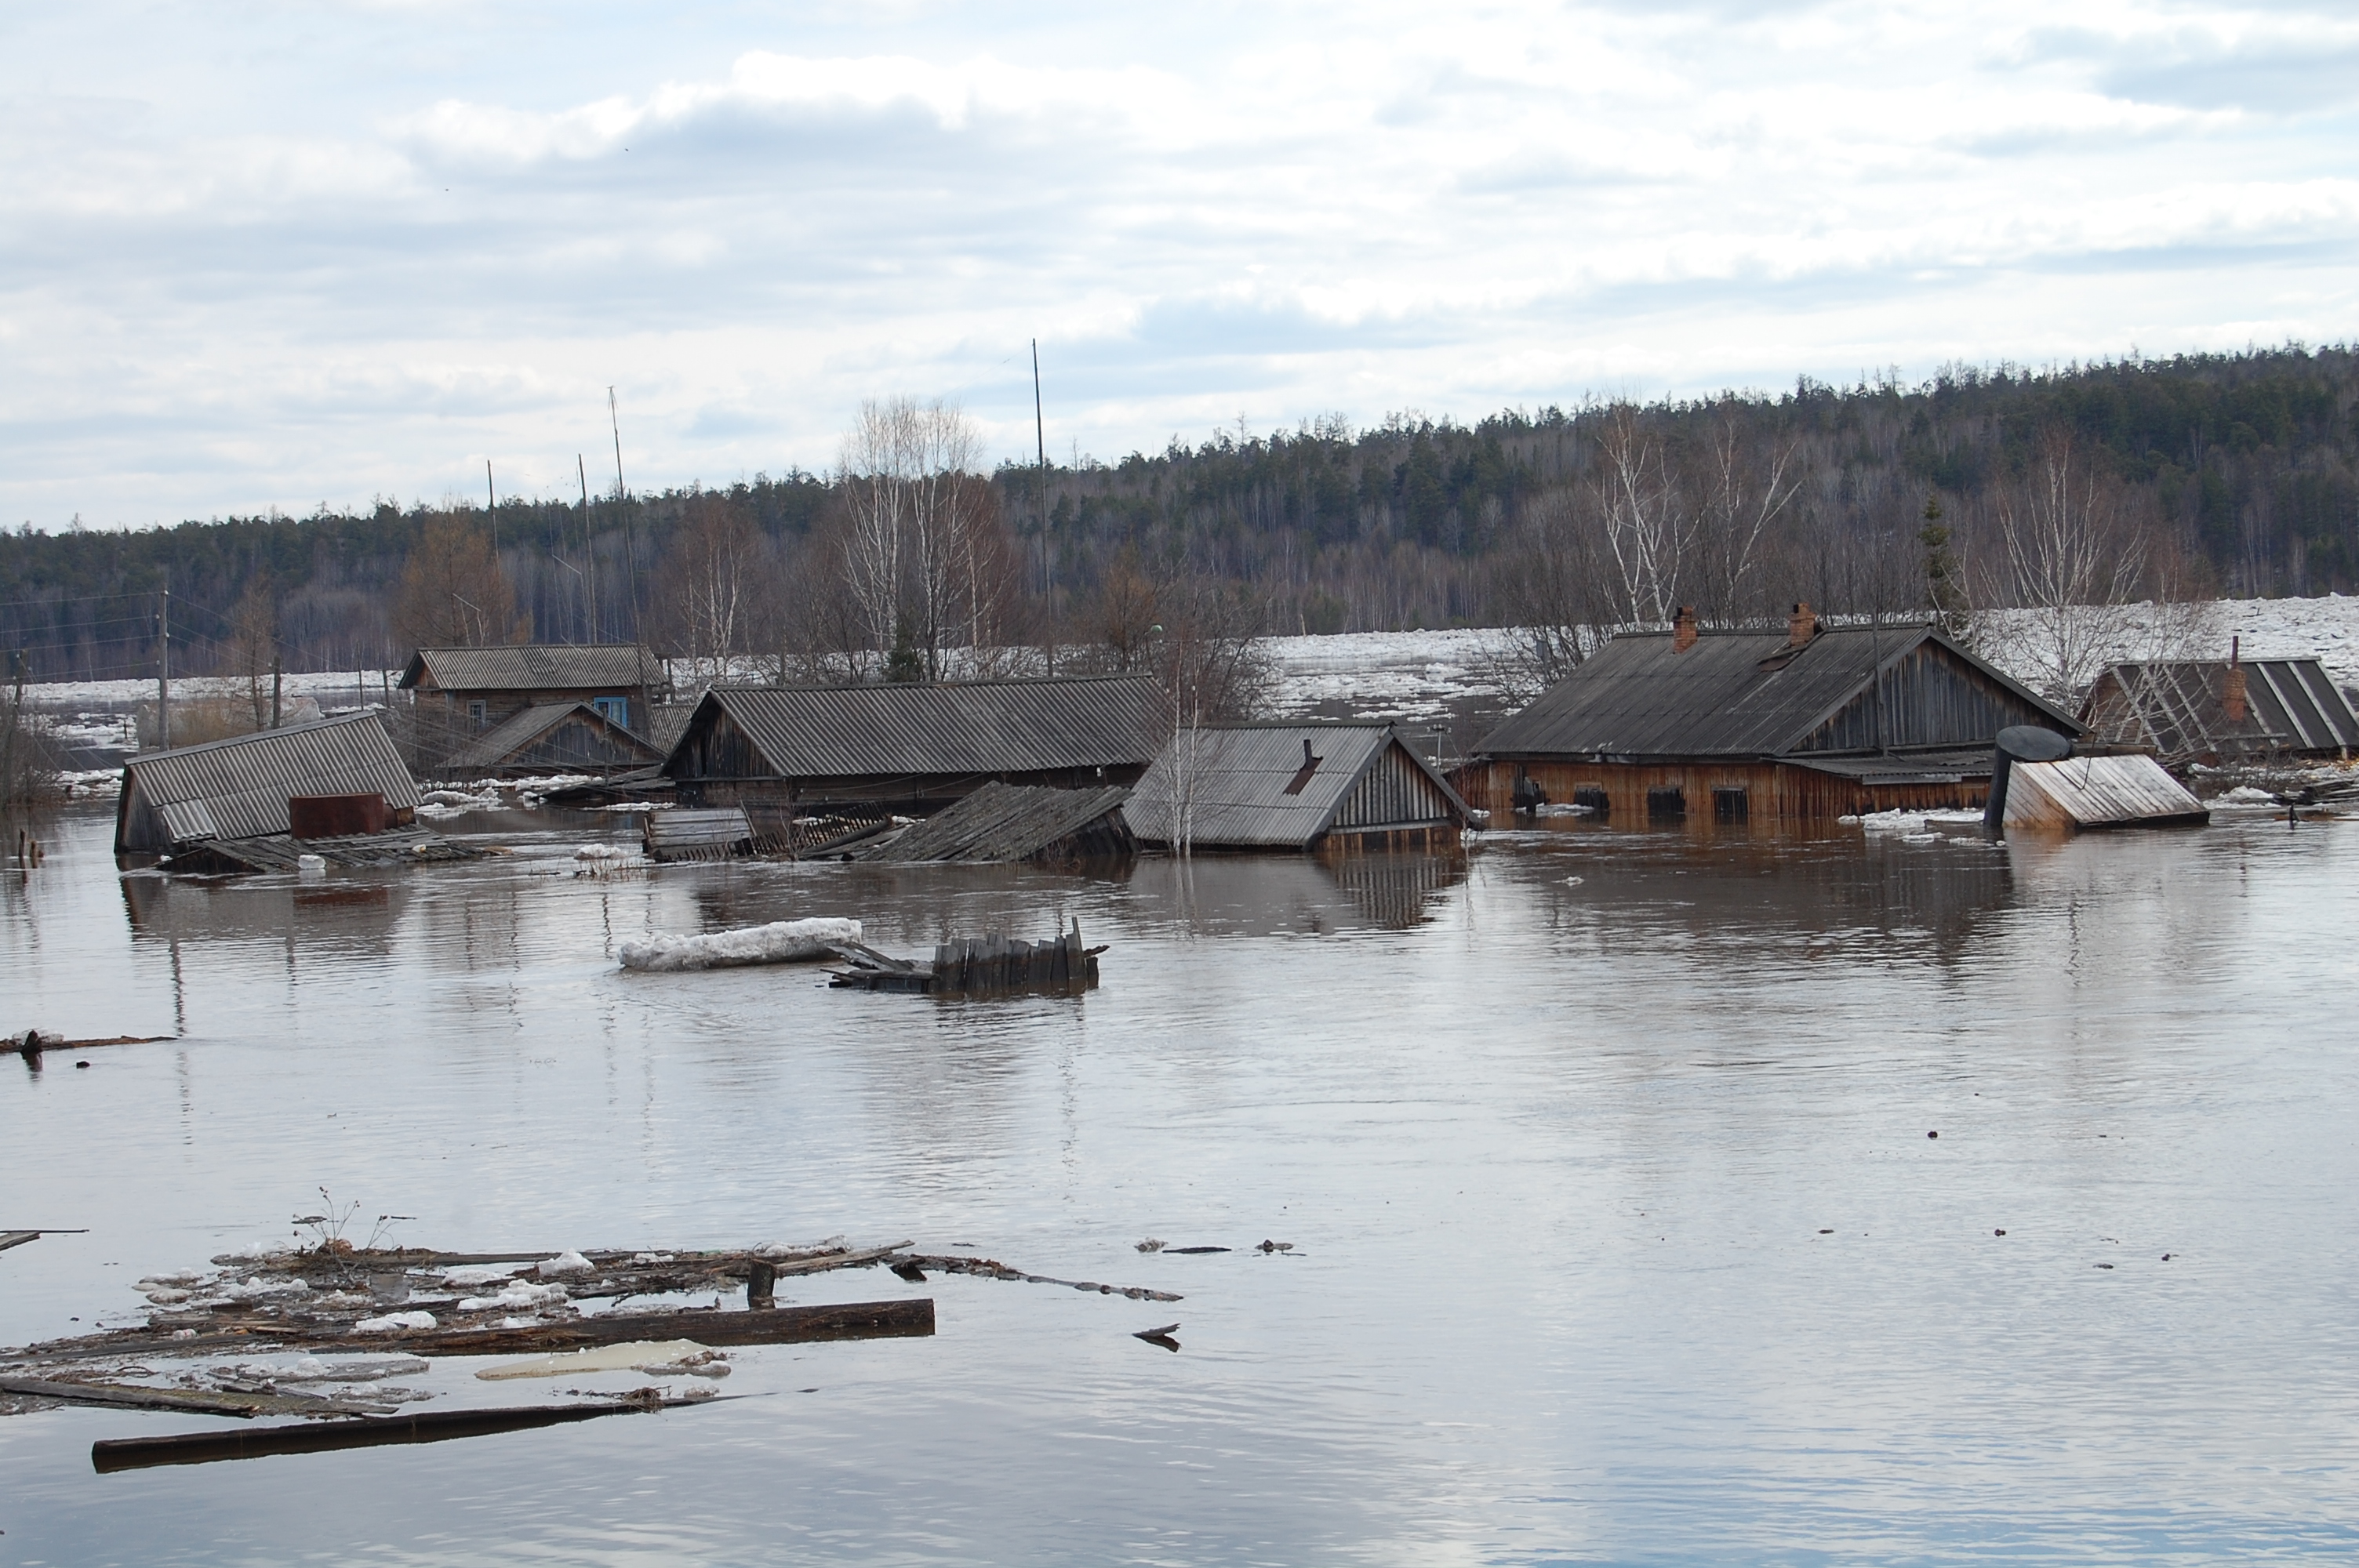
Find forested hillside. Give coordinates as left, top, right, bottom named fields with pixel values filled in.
left=4, top=346, right=2354, bottom=684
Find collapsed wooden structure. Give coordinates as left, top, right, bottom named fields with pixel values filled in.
left=860, top=782, right=1134, bottom=864
left=827, top=923, right=1103, bottom=995
left=1467, top=605, right=2085, bottom=824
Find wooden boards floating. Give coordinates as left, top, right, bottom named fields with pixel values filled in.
left=90, top=1399, right=706, bottom=1473
left=282, top=1298, right=934, bottom=1357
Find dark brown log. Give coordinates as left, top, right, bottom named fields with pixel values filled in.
left=90, top=1398, right=707, bottom=1472
left=286, top=1298, right=933, bottom=1356
left=745, top=1260, right=775, bottom=1309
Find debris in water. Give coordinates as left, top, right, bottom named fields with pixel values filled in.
left=1256, top=1240, right=1294, bottom=1253
left=618, top=919, right=863, bottom=972
left=476, top=1340, right=719, bottom=1381
left=1134, top=1239, right=1165, bottom=1253
left=1162, top=1247, right=1227, bottom=1256
left=1133, top=1323, right=1181, bottom=1352
left=88, top=1396, right=723, bottom=1472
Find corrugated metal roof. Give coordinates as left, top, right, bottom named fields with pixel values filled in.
left=1123, top=721, right=1468, bottom=848
left=399, top=644, right=658, bottom=693
left=439, top=702, right=656, bottom=771
left=2082, top=659, right=2359, bottom=757
left=1478, top=624, right=2079, bottom=759
left=864, top=782, right=1133, bottom=863
left=672, top=676, right=1162, bottom=781
left=2005, top=754, right=2208, bottom=829
left=120, top=714, right=419, bottom=848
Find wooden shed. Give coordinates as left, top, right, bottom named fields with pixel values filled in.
left=1467, top=606, right=2084, bottom=825
left=398, top=644, right=664, bottom=747
left=437, top=702, right=663, bottom=779
left=660, top=676, right=1163, bottom=815
left=114, top=713, right=428, bottom=866
left=1122, top=720, right=1471, bottom=854
left=2081, top=655, right=2359, bottom=764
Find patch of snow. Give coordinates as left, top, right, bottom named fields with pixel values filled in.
left=354, top=1310, right=438, bottom=1333
left=535, top=1250, right=594, bottom=1278
left=573, top=844, right=632, bottom=861
left=456, top=1281, right=569, bottom=1312
left=1856, top=810, right=1928, bottom=834
left=618, top=918, right=862, bottom=972
left=441, top=1264, right=526, bottom=1288
left=2213, top=785, right=2279, bottom=805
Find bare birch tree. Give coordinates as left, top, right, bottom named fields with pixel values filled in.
left=1992, top=427, right=2147, bottom=702
left=1687, top=410, right=1801, bottom=622
left=1590, top=405, right=1691, bottom=626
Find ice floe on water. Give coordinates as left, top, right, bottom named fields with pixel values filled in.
left=354, top=1310, right=436, bottom=1333
left=617, top=918, right=862, bottom=972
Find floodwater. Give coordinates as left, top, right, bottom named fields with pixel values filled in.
left=2, top=803, right=2355, bottom=1565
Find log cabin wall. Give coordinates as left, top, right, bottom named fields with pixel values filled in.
left=1790, top=644, right=2060, bottom=753
left=1469, top=759, right=1986, bottom=824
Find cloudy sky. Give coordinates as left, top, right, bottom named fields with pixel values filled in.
left=4, top=1, right=2354, bottom=527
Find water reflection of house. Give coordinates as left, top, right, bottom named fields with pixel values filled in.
left=1123, top=721, right=1472, bottom=854
left=1119, top=852, right=1467, bottom=935
left=2081, top=654, right=2359, bottom=764
left=1467, top=605, right=2083, bottom=825
left=398, top=645, right=663, bottom=751
left=114, top=714, right=424, bottom=869
left=437, top=702, right=663, bottom=778
left=662, top=677, right=1161, bottom=814
left=122, top=872, right=401, bottom=950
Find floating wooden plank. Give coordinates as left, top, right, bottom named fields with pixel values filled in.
left=0, top=1375, right=396, bottom=1419
left=280, top=1298, right=933, bottom=1356
left=90, top=1397, right=714, bottom=1473
left=0, top=1232, right=43, bottom=1254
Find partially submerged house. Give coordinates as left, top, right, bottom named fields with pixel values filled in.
left=437, top=702, right=663, bottom=779
left=114, top=713, right=463, bottom=871
left=1121, top=720, right=1473, bottom=854
left=2081, top=652, right=2359, bottom=764
left=661, top=676, right=1162, bottom=815
left=398, top=645, right=664, bottom=736
left=1468, top=605, right=2084, bottom=823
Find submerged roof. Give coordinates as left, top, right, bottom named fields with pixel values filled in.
left=120, top=713, right=418, bottom=846
left=2005, top=754, right=2209, bottom=830
left=1123, top=720, right=1470, bottom=848
left=669, top=676, right=1162, bottom=780
left=399, top=644, right=657, bottom=693
left=863, top=782, right=1133, bottom=863
left=2085, top=659, right=2359, bottom=757
left=439, top=702, right=660, bottom=772
left=1478, top=623, right=2079, bottom=760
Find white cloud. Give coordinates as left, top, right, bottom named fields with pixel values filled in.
left=3, top=0, right=2356, bottom=522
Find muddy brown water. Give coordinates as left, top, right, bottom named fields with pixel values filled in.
left=3, top=803, right=2356, bottom=1564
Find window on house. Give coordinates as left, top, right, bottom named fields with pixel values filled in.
left=467, top=701, right=487, bottom=728
left=593, top=696, right=629, bottom=727
left=1573, top=786, right=1610, bottom=818
left=1712, top=787, right=1750, bottom=823
left=1646, top=786, right=1686, bottom=821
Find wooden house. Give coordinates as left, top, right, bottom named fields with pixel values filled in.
left=660, top=675, right=1162, bottom=815
left=438, top=702, right=663, bottom=779
left=1467, top=604, right=2084, bottom=823
left=1121, top=720, right=1472, bottom=854
left=114, top=713, right=426, bottom=868
left=2081, top=652, right=2358, bottom=764
left=398, top=644, right=663, bottom=736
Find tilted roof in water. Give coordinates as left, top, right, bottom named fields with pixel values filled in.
left=1123, top=720, right=1471, bottom=849
left=117, top=713, right=418, bottom=850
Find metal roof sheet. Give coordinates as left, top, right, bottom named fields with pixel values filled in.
left=2082, top=659, right=2359, bottom=757
left=1123, top=721, right=1467, bottom=848
left=399, top=644, right=658, bottom=693
left=1477, top=624, right=2077, bottom=759
left=121, top=714, right=419, bottom=846
left=864, top=782, right=1133, bottom=863
left=674, top=676, right=1162, bottom=780
left=2005, top=754, right=2208, bottom=829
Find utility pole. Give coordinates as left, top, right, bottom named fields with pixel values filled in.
left=1034, top=338, right=1052, bottom=674
left=609, top=388, right=627, bottom=500
left=156, top=574, right=171, bottom=750
left=579, top=452, right=598, bottom=643
left=271, top=653, right=283, bottom=728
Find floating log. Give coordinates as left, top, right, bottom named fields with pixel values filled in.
left=90, top=1397, right=714, bottom=1473
left=906, top=1254, right=1179, bottom=1303
left=281, top=1298, right=933, bottom=1356
left=0, top=1375, right=396, bottom=1419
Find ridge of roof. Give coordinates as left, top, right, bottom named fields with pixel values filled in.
left=125, top=712, right=380, bottom=768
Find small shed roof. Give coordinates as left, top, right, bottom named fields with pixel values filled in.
left=1478, top=623, right=2079, bottom=760
left=1123, top=721, right=1471, bottom=849
left=399, top=644, right=658, bottom=693
left=439, top=702, right=660, bottom=773
left=668, top=676, right=1162, bottom=781
left=118, top=714, right=418, bottom=848
left=2005, top=754, right=2209, bottom=830
left=2083, top=659, right=2359, bottom=757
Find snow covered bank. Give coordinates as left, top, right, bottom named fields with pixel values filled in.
left=617, top=918, right=862, bottom=972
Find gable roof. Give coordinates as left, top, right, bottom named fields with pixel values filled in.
left=399, top=644, right=658, bottom=693
left=667, top=675, right=1162, bottom=780
left=2084, top=659, right=2359, bottom=757
left=1122, top=721, right=1471, bottom=848
left=438, top=702, right=661, bottom=773
left=1478, top=623, right=2081, bottom=760
left=118, top=713, right=418, bottom=849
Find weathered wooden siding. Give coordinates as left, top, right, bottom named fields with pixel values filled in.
left=1333, top=746, right=1459, bottom=830
left=1793, top=644, right=2060, bottom=753
left=2003, top=755, right=2208, bottom=831
left=1467, top=759, right=1986, bottom=824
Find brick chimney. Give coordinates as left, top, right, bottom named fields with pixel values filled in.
left=1673, top=605, right=1698, bottom=653
left=2224, top=636, right=2248, bottom=724
left=1787, top=601, right=1818, bottom=648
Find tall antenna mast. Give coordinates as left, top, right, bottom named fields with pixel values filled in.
left=579, top=453, right=597, bottom=643
left=609, top=387, right=627, bottom=499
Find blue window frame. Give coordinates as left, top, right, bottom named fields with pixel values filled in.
left=592, top=696, right=629, bottom=727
